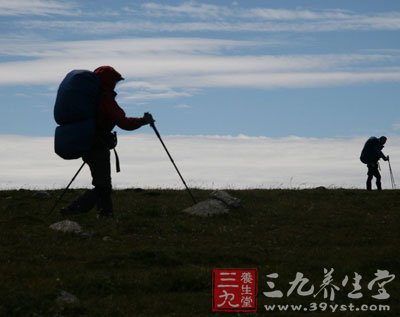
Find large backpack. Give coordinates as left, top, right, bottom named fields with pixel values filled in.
left=54, top=70, right=101, bottom=159
left=360, top=137, right=379, bottom=164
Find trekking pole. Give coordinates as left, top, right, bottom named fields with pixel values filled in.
left=148, top=118, right=197, bottom=204
left=388, top=157, right=396, bottom=190
left=49, top=161, right=86, bottom=214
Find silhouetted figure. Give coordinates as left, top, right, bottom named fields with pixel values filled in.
left=61, top=66, right=154, bottom=218
left=360, top=136, right=389, bottom=190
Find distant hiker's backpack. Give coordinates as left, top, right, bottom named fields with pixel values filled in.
left=54, top=70, right=101, bottom=159
left=360, top=151, right=369, bottom=164
left=360, top=137, right=380, bottom=164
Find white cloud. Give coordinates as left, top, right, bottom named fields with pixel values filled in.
left=173, top=71, right=400, bottom=89
left=0, top=37, right=250, bottom=57
left=118, top=82, right=192, bottom=102
left=0, top=0, right=77, bottom=16
left=174, top=104, right=192, bottom=109
left=141, top=2, right=228, bottom=20
left=15, top=13, right=400, bottom=34
left=1, top=134, right=399, bottom=190
left=392, top=123, right=400, bottom=131
left=119, top=82, right=193, bottom=101
left=1, top=37, right=400, bottom=94
left=2, top=1, right=400, bottom=34
left=139, top=1, right=400, bottom=33
left=246, top=8, right=351, bottom=20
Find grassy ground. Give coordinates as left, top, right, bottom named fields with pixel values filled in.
left=0, top=188, right=399, bottom=316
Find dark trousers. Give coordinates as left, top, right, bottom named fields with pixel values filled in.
left=367, top=163, right=381, bottom=191
left=69, top=143, right=113, bottom=214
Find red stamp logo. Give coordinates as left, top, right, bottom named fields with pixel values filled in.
left=212, top=268, right=258, bottom=312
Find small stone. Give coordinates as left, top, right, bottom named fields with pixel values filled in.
left=102, top=236, right=112, bottom=241
left=210, top=190, right=241, bottom=208
left=49, top=220, right=82, bottom=234
left=183, top=199, right=230, bottom=217
left=56, top=290, right=79, bottom=306
left=79, top=231, right=95, bottom=239
left=32, top=191, right=51, bottom=199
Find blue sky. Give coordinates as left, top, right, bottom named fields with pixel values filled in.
left=0, top=0, right=399, bottom=138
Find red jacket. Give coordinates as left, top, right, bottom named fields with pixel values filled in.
left=94, top=66, right=145, bottom=132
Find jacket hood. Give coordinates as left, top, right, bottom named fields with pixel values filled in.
left=94, top=66, right=124, bottom=91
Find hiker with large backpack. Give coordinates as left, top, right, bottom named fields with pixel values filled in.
left=360, top=136, right=389, bottom=191
left=54, top=66, right=154, bottom=218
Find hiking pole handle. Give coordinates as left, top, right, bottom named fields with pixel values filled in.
left=149, top=122, right=197, bottom=204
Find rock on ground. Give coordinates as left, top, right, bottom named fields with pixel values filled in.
left=56, top=290, right=80, bottom=306
left=182, top=199, right=230, bottom=217
left=49, top=220, right=82, bottom=234
left=182, top=190, right=241, bottom=217
left=210, top=190, right=241, bottom=208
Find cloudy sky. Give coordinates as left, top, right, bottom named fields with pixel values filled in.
left=0, top=0, right=399, bottom=189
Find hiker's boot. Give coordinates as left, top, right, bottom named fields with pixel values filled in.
left=366, top=180, right=372, bottom=191
left=60, top=189, right=97, bottom=215
left=376, top=181, right=382, bottom=191
left=97, top=204, right=114, bottom=219
left=95, top=187, right=114, bottom=219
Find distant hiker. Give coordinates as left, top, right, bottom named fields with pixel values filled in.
left=54, top=66, right=154, bottom=218
left=360, top=136, right=389, bottom=191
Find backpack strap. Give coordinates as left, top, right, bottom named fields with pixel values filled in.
left=109, top=131, right=120, bottom=173
left=113, top=148, right=121, bottom=173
